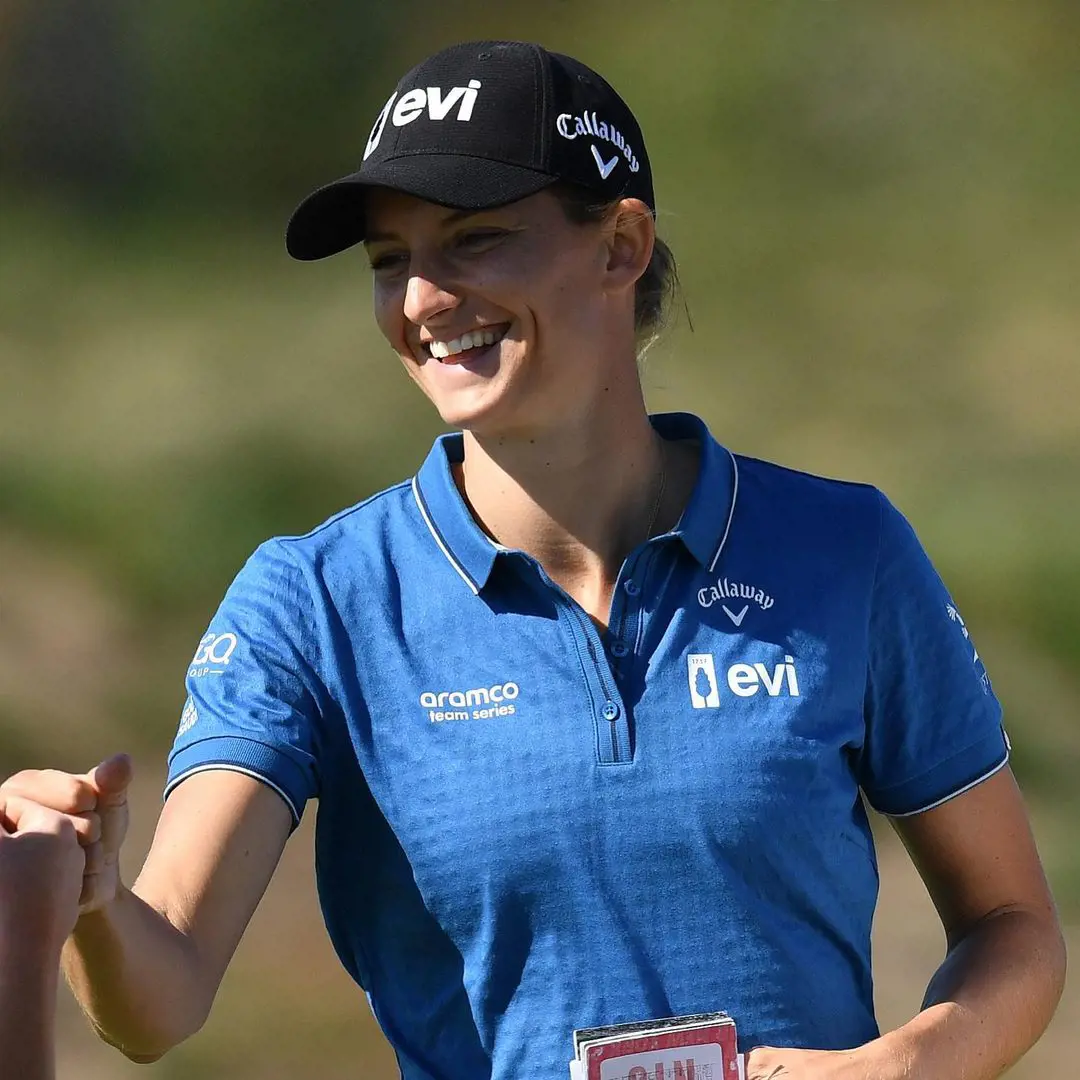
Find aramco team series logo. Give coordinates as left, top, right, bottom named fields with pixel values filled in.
left=421, top=681, right=520, bottom=722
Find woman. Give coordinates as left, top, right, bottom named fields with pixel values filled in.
left=0, top=40, right=1065, bottom=1080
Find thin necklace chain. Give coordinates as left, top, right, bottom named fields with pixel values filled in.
left=644, top=439, right=667, bottom=541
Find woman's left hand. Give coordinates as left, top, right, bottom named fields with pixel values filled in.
left=745, top=1044, right=890, bottom=1080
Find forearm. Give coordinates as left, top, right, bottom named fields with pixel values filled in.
left=62, top=883, right=212, bottom=1061
left=0, top=930, right=61, bottom=1080
left=876, top=907, right=1066, bottom=1080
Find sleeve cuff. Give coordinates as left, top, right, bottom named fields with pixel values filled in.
left=865, top=729, right=1010, bottom=817
left=165, top=735, right=313, bottom=827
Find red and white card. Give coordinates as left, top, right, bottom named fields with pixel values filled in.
left=570, top=1012, right=742, bottom=1080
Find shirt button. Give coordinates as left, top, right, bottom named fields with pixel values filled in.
left=623, top=580, right=640, bottom=596
left=610, top=641, right=629, bottom=658
left=601, top=701, right=620, bottom=721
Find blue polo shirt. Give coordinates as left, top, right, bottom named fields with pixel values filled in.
left=166, top=412, right=1008, bottom=1080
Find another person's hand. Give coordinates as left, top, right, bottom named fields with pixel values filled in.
left=0, top=753, right=134, bottom=914
left=0, top=797, right=86, bottom=951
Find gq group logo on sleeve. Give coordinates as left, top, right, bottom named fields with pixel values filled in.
left=188, top=631, right=239, bottom=678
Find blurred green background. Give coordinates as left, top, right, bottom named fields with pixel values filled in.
left=2, top=1, right=1077, bottom=1077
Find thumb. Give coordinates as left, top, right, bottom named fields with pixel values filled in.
left=85, top=753, right=134, bottom=807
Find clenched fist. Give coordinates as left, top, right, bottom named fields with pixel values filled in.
left=0, top=753, right=134, bottom=915
left=0, top=797, right=86, bottom=952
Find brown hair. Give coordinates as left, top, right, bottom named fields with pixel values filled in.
left=549, top=183, right=685, bottom=354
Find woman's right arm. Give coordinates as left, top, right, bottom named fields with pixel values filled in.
left=2, top=763, right=292, bottom=1063
left=67, top=769, right=292, bottom=1060
left=7, top=542, right=322, bottom=1060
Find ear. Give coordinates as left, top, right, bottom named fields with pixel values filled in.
left=602, top=198, right=655, bottom=297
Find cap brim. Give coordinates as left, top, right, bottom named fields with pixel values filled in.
left=285, top=155, right=559, bottom=261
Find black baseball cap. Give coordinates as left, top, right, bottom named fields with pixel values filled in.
left=286, top=40, right=655, bottom=261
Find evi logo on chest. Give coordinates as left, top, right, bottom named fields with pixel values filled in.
left=687, top=652, right=800, bottom=710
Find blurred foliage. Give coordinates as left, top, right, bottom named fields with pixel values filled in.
left=0, top=0, right=405, bottom=209
left=1, top=2, right=1078, bottom=1077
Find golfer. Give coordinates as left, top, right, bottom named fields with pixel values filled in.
left=0, top=41, right=1064, bottom=1080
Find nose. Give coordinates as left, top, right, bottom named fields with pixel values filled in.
left=402, top=261, right=461, bottom=326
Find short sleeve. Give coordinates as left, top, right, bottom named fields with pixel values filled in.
left=859, top=492, right=1009, bottom=817
left=165, top=539, right=322, bottom=826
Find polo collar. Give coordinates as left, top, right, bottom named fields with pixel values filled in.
left=412, top=412, right=738, bottom=593
left=412, top=432, right=497, bottom=594
left=651, top=412, right=739, bottom=572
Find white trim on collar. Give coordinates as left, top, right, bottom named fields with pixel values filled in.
left=708, top=449, right=740, bottom=574
left=411, top=476, right=480, bottom=595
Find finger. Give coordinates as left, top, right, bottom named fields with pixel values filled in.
left=81, top=839, right=104, bottom=877
left=0, top=795, right=81, bottom=842
left=85, top=753, right=134, bottom=808
left=1, top=769, right=98, bottom=814
left=70, top=810, right=102, bottom=846
left=98, top=798, right=128, bottom=862
left=747, top=1053, right=789, bottom=1080
left=79, top=866, right=97, bottom=908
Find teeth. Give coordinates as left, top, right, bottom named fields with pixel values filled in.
left=426, top=325, right=507, bottom=359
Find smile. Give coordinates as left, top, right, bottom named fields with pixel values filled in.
left=425, top=323, right=510, bottom=361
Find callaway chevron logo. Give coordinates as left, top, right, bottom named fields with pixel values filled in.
left=697, top=576, right=775, bottom=627
left=556, top=110, right=642, bottom=174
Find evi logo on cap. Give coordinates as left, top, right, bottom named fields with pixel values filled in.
left=364, top=80, right=484, bottom=160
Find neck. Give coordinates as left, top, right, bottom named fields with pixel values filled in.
left=458, top=408, right=669, bottom=589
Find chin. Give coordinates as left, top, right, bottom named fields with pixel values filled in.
left=410, top=341, right=536, bottom=435
left=430, top=384, right=530, bottom=437
left=433, top=397, right=505, bottom=434
left=411, top=363, right=500, bottom=429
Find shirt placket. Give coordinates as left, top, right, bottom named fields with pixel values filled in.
left=602, top=546, right=660, bottom=758
left=516, top=555, right=632, bottom=766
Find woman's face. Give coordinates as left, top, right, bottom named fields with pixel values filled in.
left=364, top=188, right=629, bottom=437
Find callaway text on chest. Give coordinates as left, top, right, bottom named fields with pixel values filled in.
left=697, top=576, right=775, bottom=611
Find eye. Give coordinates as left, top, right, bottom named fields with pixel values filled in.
left=451, top=228, right=507, bottom=252
left=367, top=249, right=408, bottom=274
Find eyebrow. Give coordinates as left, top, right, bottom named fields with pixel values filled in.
left=364, top=207, right=488, bottom=246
